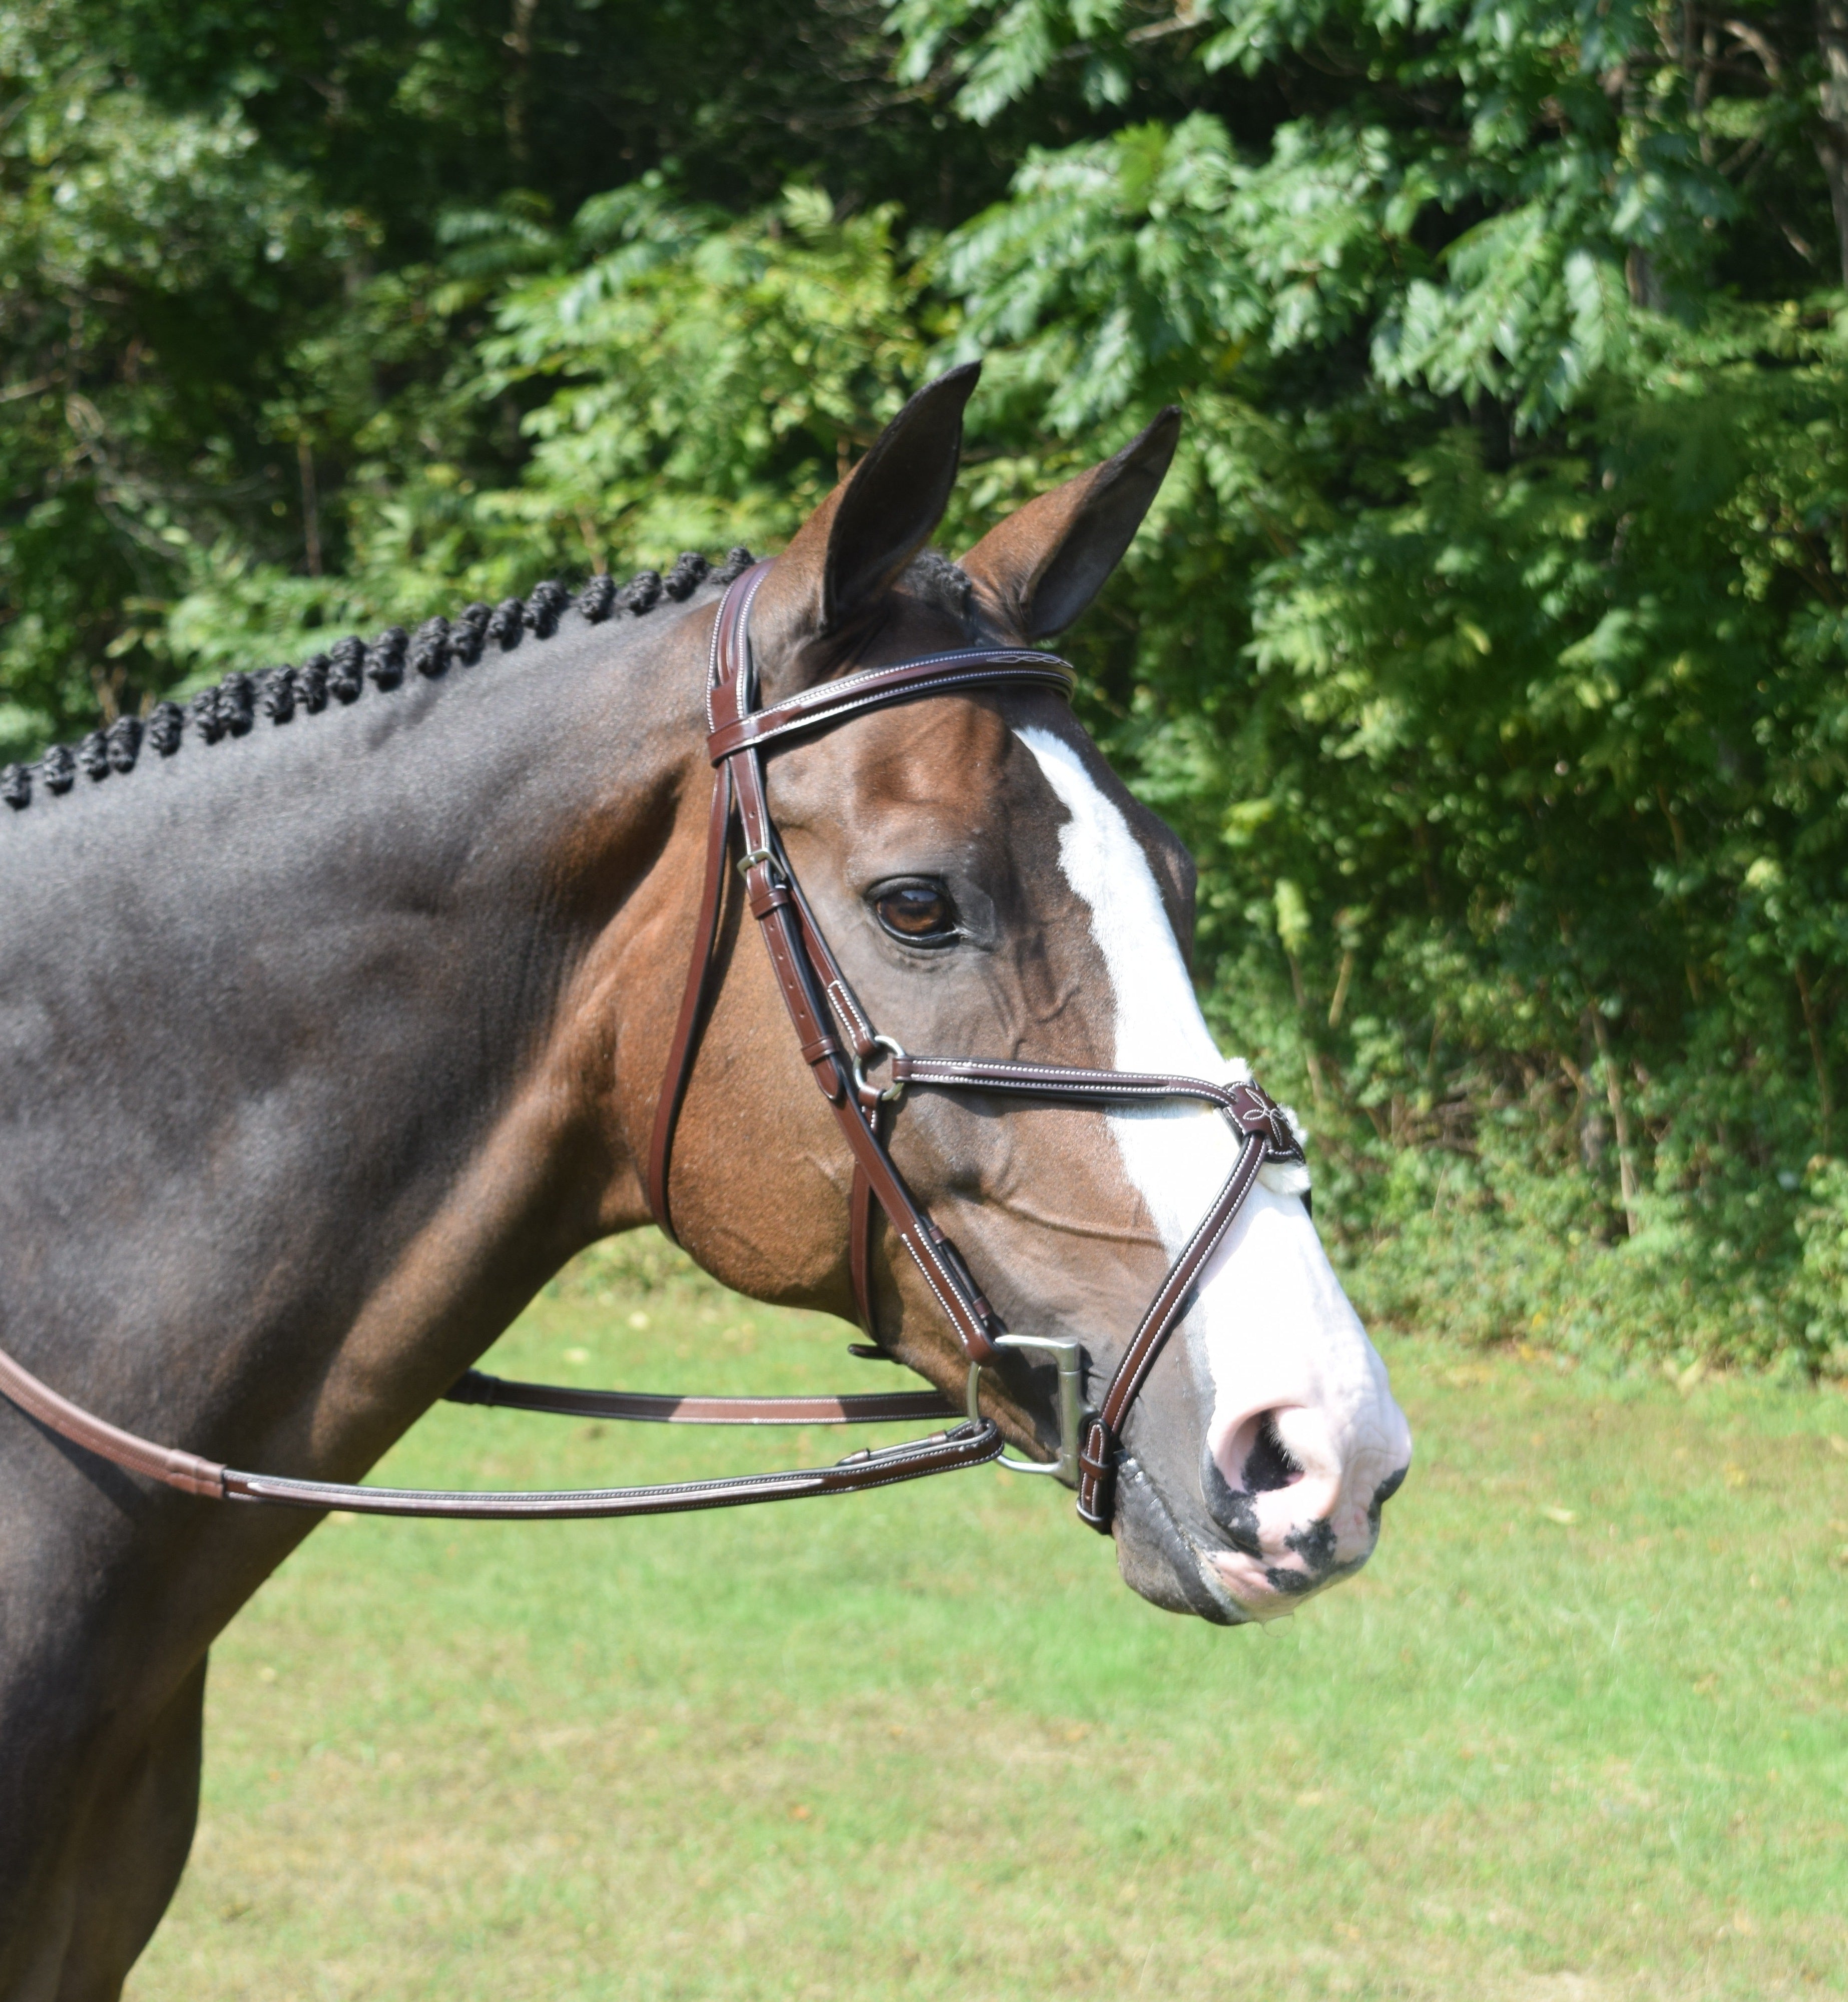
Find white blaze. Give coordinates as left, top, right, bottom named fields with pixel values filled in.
left=1015, top=727, right=1410, bottom=1616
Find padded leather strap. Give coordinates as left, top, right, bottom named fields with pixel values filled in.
left=706, top=652, right=1074, bottom=760
left=894, top=1057, right=1299, bottom=1136
left=647, top=560, right=780, bottom=1235
left=446, top=1368, right=956, bottom=1425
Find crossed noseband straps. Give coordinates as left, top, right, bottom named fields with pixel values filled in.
left=0, top=563, right=1302, bottom=1531
left=649, top=563, right=1305, bottom=1532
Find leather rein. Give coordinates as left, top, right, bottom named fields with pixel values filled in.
left=0, top=562, right=1302, bottom=1533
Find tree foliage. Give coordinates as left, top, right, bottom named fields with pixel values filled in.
left=5, top=0, right=1848, bottom=1366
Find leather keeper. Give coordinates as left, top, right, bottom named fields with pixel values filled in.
left=1077, top=1419, right=1114, bottom=1485
left=1076, top=1421, right=1116, bottom=1533
left=164, top=1453, right=231, bottom=1499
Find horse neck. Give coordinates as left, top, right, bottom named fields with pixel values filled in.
left=0, top=603, right=708, bottom=1471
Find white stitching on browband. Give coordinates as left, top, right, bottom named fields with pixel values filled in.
left=903, top=1058, right=1240, bottom=1103
left=789, top=648, right=1067, bottom=702
left=719, top=668, right=1072, bottom=754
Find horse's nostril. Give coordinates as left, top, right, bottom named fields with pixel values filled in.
left=1244, top=1411, right=1303, bottom=1493
left=1200, top=1408, right=1314, bottom=1553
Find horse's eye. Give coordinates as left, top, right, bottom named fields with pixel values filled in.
left=873, top=882, right=959, bottom=945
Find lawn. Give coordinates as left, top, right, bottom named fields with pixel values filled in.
left=128, top=1242, right=1848, bottom=2000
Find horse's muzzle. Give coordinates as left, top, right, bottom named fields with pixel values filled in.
left=1194, top=1400, right=1413, bottom=1619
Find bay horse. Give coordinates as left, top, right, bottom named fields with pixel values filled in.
left=0, top=364, right=1410, bottom=1995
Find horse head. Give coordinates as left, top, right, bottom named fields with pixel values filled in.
left=646, top=365, right=1413, bottom=1624
left=0, top=363, right=1417, bottom=1991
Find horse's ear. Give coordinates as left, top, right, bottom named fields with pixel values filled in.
left=755, top=364, right=980, bottom=661
left=820, top=362, right=979, bottom=628
left=959, top=406, right=1181, bottom=640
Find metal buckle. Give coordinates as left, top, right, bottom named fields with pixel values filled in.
left=849, top=1033, right=908, bottom=1107
left=736, top=844, right=783, bottom=882
left=965, top=1333, right=1090, bottom=1488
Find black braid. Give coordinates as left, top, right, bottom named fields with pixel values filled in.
left=487, top=597, right=524, bottom=650
left=261, top=668, right=296, bottom=723
left=327, top=636, right=365, bottom=703
left=451, top=603, right=491, bottom=667
left=2, top=550, right=755, bottom=814
left=218, top=672, right=254, bottom=737
left=187, top=687, right=224, bottom=744
left=106, top=716, right=143, bottom=771
left=664, top=551, right=709, bottom=601
left=525, top=579, right=571, bottom=637
left=617, top=570, right=661, bottom=616
left=365, top=628, right=406, bottom=692
left=408, top=617, right=449, bottom=679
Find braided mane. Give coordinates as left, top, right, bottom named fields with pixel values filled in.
left=1, top=548, right=754, bottom=813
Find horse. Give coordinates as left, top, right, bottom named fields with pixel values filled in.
left=0, top=363, right=1411, bottom=1995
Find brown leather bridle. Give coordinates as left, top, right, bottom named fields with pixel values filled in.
left=0, top=562, right=1303, bottom=1533
left=647, top=560, right=1305, bottom=1529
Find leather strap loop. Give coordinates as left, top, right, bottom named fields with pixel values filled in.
left=848, top=1160, right=876, bottom=1334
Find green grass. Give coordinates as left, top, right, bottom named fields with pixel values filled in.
left=128, top=1249, right=1848, bottom=2000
